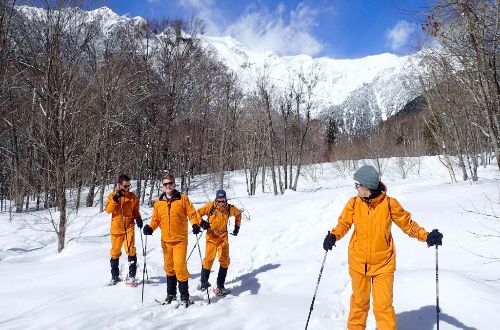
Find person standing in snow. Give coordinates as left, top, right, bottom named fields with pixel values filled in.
left=197, top=189, right=242, bottom=296
left=105, top=174, right=143, bottom=285
left=323, top=165, right=443, bottom=330
left=142, top=174, right=201, bottom=307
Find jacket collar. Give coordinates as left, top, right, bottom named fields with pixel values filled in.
left=360, top=182, right=387, bottom=208
left=362, top=191, right=386, bottom=208
left=159, top=190, right=181, bottom=202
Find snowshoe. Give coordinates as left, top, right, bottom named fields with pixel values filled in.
left=125, top=276, right=138, bottom=287
left=108, top=276, right=122, bottom=286
left=213, top=286, right=231, bottom=297
left=155, top=295, right=179, bottom=308
left=180, top=295, right=194, bottom=308
left=165, top=294, right=177, bottom=305
left=155, top=294, right=178, bottom=307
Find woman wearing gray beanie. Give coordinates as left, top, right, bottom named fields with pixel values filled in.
left=322, top=165, right=443, bottom=330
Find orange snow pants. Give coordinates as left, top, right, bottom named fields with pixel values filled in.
left=110, top=228, right=136, bottom=258
left=348, top=269, right=396, bottom=330
left=162, top=240, right=189, bottom=282
left=202, top=232, right=230, bottom=270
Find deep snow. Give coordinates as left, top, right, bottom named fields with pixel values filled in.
left=1, top=157, right=499, bottom=329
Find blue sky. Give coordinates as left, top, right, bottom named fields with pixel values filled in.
left=100, top=0, right=432, bottom=59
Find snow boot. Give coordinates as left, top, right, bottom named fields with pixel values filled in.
left=163, top=294, right=177, bottom=304
left=178, top=280, right=193, bottom=308
left=110, top=257, right=120, bottom=277
left=198, top=267, right=211, bottom=291
left=128, top=255, right=137, bottom=278
left=109, top=258, right=122, bottom=285
left=213, top=266, right=231, bottom=296
left=217, top=266, right=228, bottom=288
left=167, top=275, right=177, bottom=296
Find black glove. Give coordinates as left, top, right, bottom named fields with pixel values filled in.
left=143, top=224, right=153, bottom=235
left=200, top=220, right=210, bottom=230
left=113, top=190, right=123, bottom=203
left=232, top=226, right=240, bottom=236
left=426, top=229, right=443, bottom=247
left=323, top=232, right=336, bottom=251
left=192, top=224, right=201, bottom=235
left=136, top=218, right=143, bottom=229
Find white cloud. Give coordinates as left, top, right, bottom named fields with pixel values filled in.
left=386, top=20, right=417, bottom=51
left=178, top=1, right=325, bottom=56
left=178, top=0, right=222, bottom=34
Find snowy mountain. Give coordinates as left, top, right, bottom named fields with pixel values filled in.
left=15, top=5, right=425, bottom=122
left=204, top=35, right=423, bottom=120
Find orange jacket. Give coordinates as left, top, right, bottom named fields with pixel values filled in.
left=331, top=191, right=428, bottom=275
left=105, top=191, right=141, bottom=235
left=198, top=202, right=242, bottom=236
left=149, top=190, right=201, bottom=243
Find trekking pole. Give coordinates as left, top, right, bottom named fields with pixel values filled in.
left=139, top=229, right=149, bottom=283
left=436, top=245, right=440, bottom=330
left=195, top=232, right=210, bottom=304
left=141, top=234, right=148, bottom=304
left=120, top=200, right=132, bottom=279
left=186, top=230, right=205, bottom=262
left=305, top=250, right=328, bottom=330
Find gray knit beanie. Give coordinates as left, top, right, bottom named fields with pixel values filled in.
left=353, top=165, right=380, bottom=190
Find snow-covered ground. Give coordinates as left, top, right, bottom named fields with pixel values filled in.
left=1, top=157, right=499, bottom=329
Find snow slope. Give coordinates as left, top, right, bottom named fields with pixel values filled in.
left=1, top=157, right=499, bottom=329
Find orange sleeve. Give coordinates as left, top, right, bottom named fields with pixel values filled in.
left=231, top=205, right=242, bottom=227
left=183, top=194, right=201, bottom=226
left=149, top=201, right=160, bottom=232
left=132, top=194, right=141, bottom=219
left=390, top=197, right=428, bottom=242
left=331, top=197, right=356, bottom=240
left=197, top=202, right=213, bottom=218
left=105, top=192, right=118, bottom=214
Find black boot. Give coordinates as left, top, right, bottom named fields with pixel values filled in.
left=128, top=255, right=137, bottom=278
left=164, top=275, right=177, bottom=303
left=198, top=268, right=211, bottom=291
left=214, top=266, right=231, bottom=296
left=110, top=258, right=121, bottom=285
left=178, top=280, right=193, bottom=308
left=217, top=266, right=228, bottom=288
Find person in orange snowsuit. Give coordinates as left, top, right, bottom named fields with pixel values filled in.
left=323, top=165, right=443, bottom=330
left=142, top=174, right=201, bottom=307
left=197, top=189, right=242, bottom=296
left=105, top=174, right=143, bottom=285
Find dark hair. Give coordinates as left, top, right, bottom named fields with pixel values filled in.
left=367, top=182, right=386, bottom=200
left=118, top=174, right=131, bottom=184
left=162, top=174, right=175, bottom=182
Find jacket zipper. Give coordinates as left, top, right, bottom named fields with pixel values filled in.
left=368, top=204, right=372, bottom=275
left=167, top=202, right=172, bottom=241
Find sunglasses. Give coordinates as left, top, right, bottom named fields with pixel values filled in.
left=354, top=183, right=365, bottom=189
left=122, top=184, right=131, bottom=188
left=163, top=182, right=175, bottom=187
